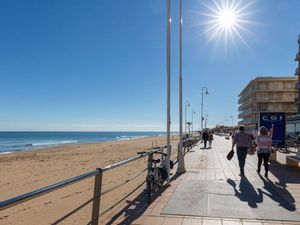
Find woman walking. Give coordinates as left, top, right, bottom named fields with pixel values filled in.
left=255, top=126, right=272, bottom=178
left=208, top=131, right=214, bottom=148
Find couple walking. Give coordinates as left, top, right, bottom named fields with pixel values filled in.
left=231, top=125, right=272, bottom=177
left=202, top=130, right=213, bottom=148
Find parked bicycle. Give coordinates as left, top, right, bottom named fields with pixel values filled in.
left=137, top=147, right=173, bottom=203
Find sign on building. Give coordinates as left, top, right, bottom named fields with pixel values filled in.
left=259, top=112, right=286, bottom=148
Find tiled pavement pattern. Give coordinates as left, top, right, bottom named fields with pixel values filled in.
left=101, top=135, right=300, bottom=225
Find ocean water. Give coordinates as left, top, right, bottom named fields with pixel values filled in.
left=0, top=132, right=167, bottom=154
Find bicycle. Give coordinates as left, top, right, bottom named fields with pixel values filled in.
left=138, top=147, right=173, bottom=203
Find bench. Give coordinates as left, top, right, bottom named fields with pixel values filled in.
left=286, top=155, right=300, bottom=167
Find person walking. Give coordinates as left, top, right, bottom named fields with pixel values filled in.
left=202, top=129, right=209, bottom=148
left=231, top=125, right=252, bottom=176
left=208, top=131, right=214, bottom=148
left=255, top=126, right=272, bottom=178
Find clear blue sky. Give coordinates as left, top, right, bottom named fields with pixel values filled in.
left=0, top=0, right=299, bottom=131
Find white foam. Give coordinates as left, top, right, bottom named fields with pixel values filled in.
left=0, top=151, right=12, bottom=154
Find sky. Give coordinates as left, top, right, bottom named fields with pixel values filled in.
left=0, top=0, right=299, bottom=131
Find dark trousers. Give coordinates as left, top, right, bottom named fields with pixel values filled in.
left=257, top=153, right=270, bottom=173
left=237, top=147, right=248, bottom=175
left=203, top=139, right=208, bottom=148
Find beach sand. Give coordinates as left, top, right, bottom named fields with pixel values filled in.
left=0, top=135, right=179, bottom=225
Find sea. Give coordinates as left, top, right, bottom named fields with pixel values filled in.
left=0, top=131, right=167, bottom=154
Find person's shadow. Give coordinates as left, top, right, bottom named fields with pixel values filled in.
left=258, top=174, right=296, bottom=211
left=227, top=177, right=263, bottom=208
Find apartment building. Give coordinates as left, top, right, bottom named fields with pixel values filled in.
left=238, top=76, right=298, bottom=130
left=295, top=35, right=300, bottom=112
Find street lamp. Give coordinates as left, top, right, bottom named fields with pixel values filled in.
left=177, top=0, right=186, bottom=174
left=230, top=115, right=234, bottom=126
left=191, top=111, right=195, bottom=135
left=185, top=101, right=190, bottom=134
left=201, top=87, right=209, bottom=131
left=165, top=0, right=171, bottom=185
left=205, top=114, right=208, bottom=129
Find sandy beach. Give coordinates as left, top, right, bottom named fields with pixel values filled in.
left=0, top=135, right=179, bottom=225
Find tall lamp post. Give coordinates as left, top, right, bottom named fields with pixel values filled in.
left=185, top=101, right=190, bottom=134
left=191, top=111, right=195, bottom=135
left=230, top=115, right=234, bottom=126
left=177, top=0, right=186, bottom=174
left=201, top=87, right=209, bottom=131
left=165, top=0, right=171, bottom=185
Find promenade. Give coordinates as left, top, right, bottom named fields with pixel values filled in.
left=103, top=135, right=300, bottom=225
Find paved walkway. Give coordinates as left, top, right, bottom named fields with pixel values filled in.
left=102, top=135, right=300, bottom=225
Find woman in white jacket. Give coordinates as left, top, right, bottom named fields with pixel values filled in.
left=255, top=126, right=272, bottom=178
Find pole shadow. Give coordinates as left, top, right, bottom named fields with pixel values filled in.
left=103, top=173, right=183, bottom=225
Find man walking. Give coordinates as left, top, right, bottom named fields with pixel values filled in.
left=231, top=125, right=252, bottom=176
left=202, top=129, right=209, bottom=148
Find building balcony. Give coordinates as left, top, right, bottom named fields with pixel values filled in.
left=295, top=68, right=300, bottom=76
left=295, top=53, right=300, bottom=61
left=238, top=105, right=244, bottom=111
left=238, top=118, right=255, bottom=125
left=256, top=98, right=295, bottom=103
left=238, top=109, right=253, bottom=118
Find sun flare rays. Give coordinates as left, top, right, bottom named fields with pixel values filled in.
left=193, top=0, right=257, bottom=51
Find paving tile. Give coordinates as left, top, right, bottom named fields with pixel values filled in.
left=222, top=219, right=243, bottom=225
left=142, top=216, right=164, bottom=225
left=242, top=221, right=263, bottom=225
left=283, top=223, right=300, bottom=225
left=132, top=215, right=146, bottom=225
left=202, top=218, right=222, bottom=225
left=150, top=203, right=166, bottom=216
left=263, top=222, right=283, bottom=225
left=162, top=216, right=184, bottom=225
left=182, top=217, right=203, bottom=225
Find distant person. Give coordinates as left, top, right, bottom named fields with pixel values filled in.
left=202, top=130, right=209, bottom=148
left=255, top=126, right=272, bottom=178
left=231, top=125, right=252, bottom=177
left=208, top=131, right=214, bottom=148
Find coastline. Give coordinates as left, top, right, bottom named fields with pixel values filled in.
left=0, top=135, right=179, bottom=225
left=0, top=131, right=174, bottom=154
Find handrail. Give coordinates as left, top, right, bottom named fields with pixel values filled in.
left=0, top=147, right=161, bottom=211
left=0, top=136, right=199, bottom=224
left=0, top=169, right=99, bottom=211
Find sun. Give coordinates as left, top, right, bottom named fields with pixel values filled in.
left=194, top=0, right=256, bottom=49
left=218, top=10, right=236, bottom=29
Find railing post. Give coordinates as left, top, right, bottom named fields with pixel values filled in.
left=91, top=168, right=103, bottom=225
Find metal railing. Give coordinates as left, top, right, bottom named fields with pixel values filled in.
left=0, top=137, right=199, bottom=225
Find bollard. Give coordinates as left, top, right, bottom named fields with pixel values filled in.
left=91, top=168, right=103, bottom=225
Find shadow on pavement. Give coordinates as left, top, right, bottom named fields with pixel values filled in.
left=227, top=174, right=296, bottom=212
left=269, top=160, right=300, bottom=183
left=258, top=174, right=296, bottom=211
left=103, top=173, right=183, bottom=225
left=227, top=177, right=263, bottom=208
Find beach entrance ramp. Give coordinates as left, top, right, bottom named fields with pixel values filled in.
left=162, top=178, right=300, bottom=221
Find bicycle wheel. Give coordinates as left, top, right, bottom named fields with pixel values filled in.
left=146, top=175, right=154, bottom=204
